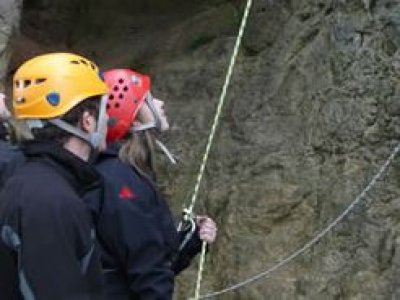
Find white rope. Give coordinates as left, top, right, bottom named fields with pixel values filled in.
left=192, top=243, right=208, bottom=300
left=186, top=0, right=254, bottom=216
left=198, top=142, right=400, bottom=299
left=187, top=0, right=254, bottom=299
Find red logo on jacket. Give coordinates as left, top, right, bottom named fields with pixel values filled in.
left=119, top=186, right=135, bottom=200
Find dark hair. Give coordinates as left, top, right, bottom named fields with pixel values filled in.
left=32, top=96, right=101, bottom=144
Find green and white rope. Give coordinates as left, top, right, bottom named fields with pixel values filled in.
left=186, top=0, right=254, bottom=299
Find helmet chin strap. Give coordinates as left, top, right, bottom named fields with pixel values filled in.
left=155, top=138, right=177, bottom=165
left=132, top=92, right=162, bottom=132
left=27, top=95, right=109, bottom=150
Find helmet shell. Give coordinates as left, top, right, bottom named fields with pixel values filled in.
left=13, top=52, right=108, bottom=119
left=103, top=69, right=150, bottom=143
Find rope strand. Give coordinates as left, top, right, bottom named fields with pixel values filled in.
left=185, top=0, right=254, bottom=298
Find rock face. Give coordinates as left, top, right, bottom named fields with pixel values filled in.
left=10, top=0, right=400, bottom=299
left=0, top=0, right=21, bottom=89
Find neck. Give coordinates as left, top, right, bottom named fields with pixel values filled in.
left=63, top=136, right=91, bottom=161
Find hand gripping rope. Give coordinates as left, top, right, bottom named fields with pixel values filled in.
left=178, top=0, right=254, bottom=299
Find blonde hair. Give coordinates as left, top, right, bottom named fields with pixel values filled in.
left=118, top=130, right=158, bottom=179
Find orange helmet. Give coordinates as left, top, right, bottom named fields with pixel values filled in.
left=13, top=52, right=108, bottom=119
left=103, top=69, right=151, bottom=143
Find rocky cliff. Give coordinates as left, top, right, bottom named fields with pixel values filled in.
left=0, top=0, right=21, bottom=89
left=3, top=0, right=400, bottom=299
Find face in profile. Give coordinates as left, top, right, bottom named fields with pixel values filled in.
left=138, top=96, right=169, bottom=131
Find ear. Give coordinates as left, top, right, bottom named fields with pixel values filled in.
left=81, top=111, right=96, bottom=133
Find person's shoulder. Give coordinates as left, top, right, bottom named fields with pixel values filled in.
left=8, top=161, right=75, bottom=198
left=1, top=163, right=82, bottom=219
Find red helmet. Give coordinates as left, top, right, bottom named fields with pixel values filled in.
left=103, top=69, right=150, bottom=143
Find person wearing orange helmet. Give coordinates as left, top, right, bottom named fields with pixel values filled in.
left=93, top=69, right=217, bottom=299
left=0, top=53, right=109, bottom=300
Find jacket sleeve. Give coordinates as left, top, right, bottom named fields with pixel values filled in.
left=98, top=178, right=174, bottom=300
left=0, top=178, right=101, bottom=300
left=172, top=225, right=203, bottom=275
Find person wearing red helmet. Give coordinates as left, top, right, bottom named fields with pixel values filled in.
left=93, top=69, right=217, bottom=299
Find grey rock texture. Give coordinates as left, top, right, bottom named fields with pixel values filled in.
left=0, top=0, right=21, bottom=89
left=10, top=0, right=400, bottom=299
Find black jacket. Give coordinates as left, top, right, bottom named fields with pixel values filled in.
left=0, top=140, right=24, bottom=190
left=0, top=141, right=105, bottom=300
left=93, top=146, right=202, bottom=300
left=0, top=122, right=25, bottom=189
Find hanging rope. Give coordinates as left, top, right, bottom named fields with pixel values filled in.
left=183, top=0, right=254, bottom=299
left=185, top=0, right=254, bottom=216
left=197, top=142, right=400, bottom=298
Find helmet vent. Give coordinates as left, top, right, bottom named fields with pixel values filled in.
left=109, top=94, right=114, bottom=101
left=115, top=103, right=120, bottom=108
left=35, top=78, right=47, bottom=85
left=123, top=86, right=128, bottom=92
left=70, top=60, right=80, bottom=65
left=16, top=97, right=26, bottom=104
left=119, top=94, right=124, bottom=99
left=80, top=59, right=88, bottom=66
left=118, top=79, right=124, bottom=84
left=90, top=63, right=96, bottom=70
left=23, top=80, right=32, bottom=88
left=113, top=86, right=119, bottom=92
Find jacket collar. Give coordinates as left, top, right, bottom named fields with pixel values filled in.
left=22, top=140, right=102, bottom=195
left=98, top=142, right=120, bottom=159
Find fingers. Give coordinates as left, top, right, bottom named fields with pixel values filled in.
left=196, top=216, right=217, bottom=244
left=199, top=228, right=216, bottom=244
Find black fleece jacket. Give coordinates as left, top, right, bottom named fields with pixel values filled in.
left=92, top=146, right=202, bottom=300
left=0, top=141, right=105, bottom=300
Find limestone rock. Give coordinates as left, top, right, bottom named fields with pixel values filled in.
left=0, top=0, right=21, bottom=88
